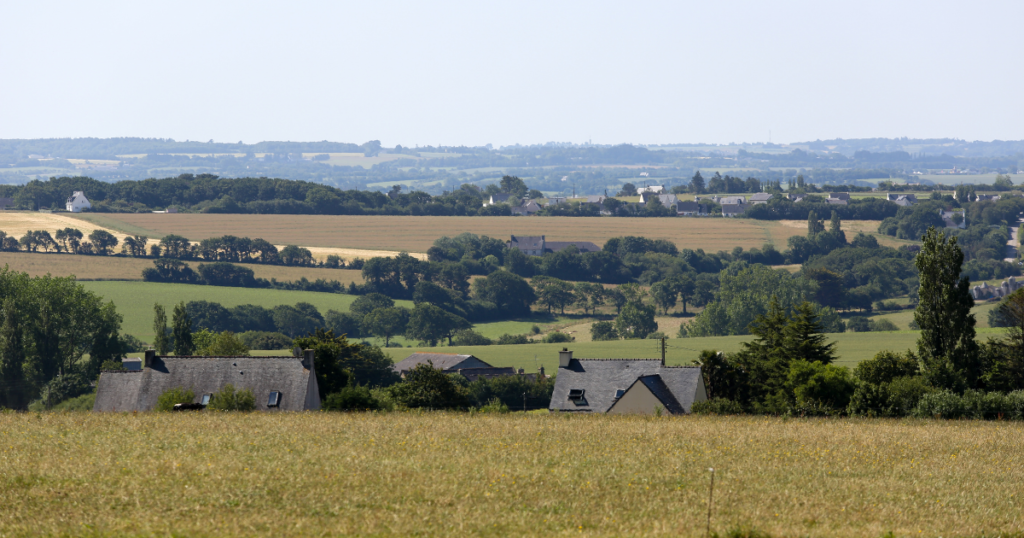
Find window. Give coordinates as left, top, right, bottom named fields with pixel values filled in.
left=568, top=389, right=586, bottom=406
left=200, top=394, right=211, bottom=406
left=268, top=391, right=281, bottom=408
left=614, top=389, right=625, bottom=399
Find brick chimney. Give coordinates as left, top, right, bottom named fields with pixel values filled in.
left=558, top=348, right=573, bottom=368
left=143, top=350, right=156, bottom=368
left=302, top=349, right=315, bottom=370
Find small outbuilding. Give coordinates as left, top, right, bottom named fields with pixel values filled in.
left=93, top=350, right=320, bottom=412
left=549, top=349, right=706, bottom=415
left=392, top=352, right=492, bottom=376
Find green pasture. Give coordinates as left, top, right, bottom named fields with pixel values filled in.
left=81, top=281, right=413, bottom=342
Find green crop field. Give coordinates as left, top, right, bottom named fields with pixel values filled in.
left=3, top=413, right=1022, bottom=537
left=81, top=214, right=895, bottom=254
left=80, top=281, right=412, bottom=342
left=0, top=251, right=365, bottom=285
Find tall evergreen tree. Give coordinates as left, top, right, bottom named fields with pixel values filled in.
left=783, top=302, right=837, bottom=364
left=735, top=296, right=791, bottom=402
left=807, top=211, right=825, bottom=234
left=914, top=227, right=980, bottom=391
left=172, top=302, right=195, bottom=356
left=153, top=304, right=169, bottom=355
left=690, top=171, right=705, bottom=194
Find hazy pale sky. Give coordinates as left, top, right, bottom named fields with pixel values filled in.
left=2, top=0, right=1021, bottom=147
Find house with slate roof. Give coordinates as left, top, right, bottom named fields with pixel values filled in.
left=392, top=352, right=492, bottom=375
left=507, top=235, right=602, bottom=256
left=93, top=350, right=320, bottom=412
left=549, top=349, right=706, bottom=415
left=66, top=191, right=92, bottom=212
left=511, top=200, right=542, bottom=216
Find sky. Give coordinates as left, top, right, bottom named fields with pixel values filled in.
left=1, top=0, right=1022, bottom=147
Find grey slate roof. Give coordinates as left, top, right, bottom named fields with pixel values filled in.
left=393, top=353, right=491, bottom=374
left=676, top=201, right=701, bottom=213
left=490, top=193, right=512, bottom=204
left=828, top=192, right=851, bottom=201
left=545, top=241, right=601, bottom=253
left=608, top=375, right=685, bottom=414
left=457, top=367, right=517, bottom=382
left=721, top=204, right=749, bottom=216
left=826, top=198, right=848, bottom=205
left=749, top=193, right=773, bottom=202
left=509, top=235, right=545, bottom=250
left=94, top=354, right=320, bottom=412
left=549, top=358, right=705, bottom=413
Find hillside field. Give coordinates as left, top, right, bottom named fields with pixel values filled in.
left=80, top=281, right=413, bottom=342
left=0, top=251, right=365, bottom=284
left=2, top=413, right=1022, bottom=537
left=80, top=214, right=900, bottom=253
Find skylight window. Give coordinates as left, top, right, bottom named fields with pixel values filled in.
left=200, top=394, right=211, bottom=406
left=268, top=391, right=281, bottom=408
left=615, top=389, right=625, bottom=399
left=568, top=389, right=586, bottom=405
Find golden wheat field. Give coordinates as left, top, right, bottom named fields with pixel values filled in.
left=0, top=251, right=366, bottom=284
left=1, top=413, right=1021, bottom=537
left=81, top=214, right=900, bottom=254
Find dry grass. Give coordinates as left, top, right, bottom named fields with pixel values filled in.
left=1, top=413, right=1021, bottom=537
left=0, top=251, right=365, bottom=284
left=88, top=214, right=887, bottom=254
left=0, top=211, right=135, bottom=244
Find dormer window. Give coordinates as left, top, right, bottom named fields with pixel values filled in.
left=568, top=389, right=586, bottom=406
left=268, top=391, right=281, bottom=408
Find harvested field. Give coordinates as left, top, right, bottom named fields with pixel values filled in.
left=2, top=413, right=1022, bottom=537
left=87, top=214, right=887, bottom=253
left=0, top=210, right=135, bottom=243
left=0, top=251, right=365, bottom=284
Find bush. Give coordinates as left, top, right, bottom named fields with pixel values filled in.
left=645, top=331, right=666, bottom=340
left=530, top=325, right=541, bottom=334
left=848, top=375, right=932, bottom=417
left=914, top=390, right=968, bottom=419
left=691, top=398, right=744, bottom=415
left=476, top=398, right=510, bottom=413
left=323, top=385, right=382, bottom=411
left=238, top=331, right=292, bottom=350
left=156, top=387, right=196, bottom=411
left=100, top=360, right=125, bottom=371
left=120, top=334, right=147, bottom=353
left=50, top=392, right=96, bottom=411
left=591, top=321, right=619, bottom=341
left=496, top=334, right=530, bottom=345
left=854, top=350, right=920, bottom=385
left=208, top=384, right=256, bottom=411
left=451, top=329, right=492, bottom=346
left=868, top=319, right=899, bottom=332
left=388, top=363, right=470, bottom=409
left=197, top=331, right=250, bottom=356
left=34, top=373, right=91, bottom=410
left=787, top=360, right=856, bottom=411
left=542, top=332, right=573, bottom=343
left=467, top=374, right=555, bottom=410
left=846, top=317, right=870, bottom=332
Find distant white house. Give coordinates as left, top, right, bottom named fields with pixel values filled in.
left=637, top=185, right=665, bottom=194
left=66, top=191, right=92, bottom=212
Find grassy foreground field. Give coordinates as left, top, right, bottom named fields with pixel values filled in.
left=83, top=214, right=897, bottom=253
left=2, top=413, right=1022, bottom=537
left=80, top=282, right=413, bottom=342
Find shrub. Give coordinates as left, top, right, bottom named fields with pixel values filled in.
left=238, top=331, right=292, bottom=350
left=100, top=360, right=125, bottom=371
left=496, top=334, right=530, bottom=345
left=467, top=374, right=555, bottom=410
left=854, top=350, right=920, bottom=385
left=591, top=321, right=619, bottom=341
left=530, top=325, right=541, bottom=334
left=913, top=390, right=968, bottom=419
left=848, top=375, right=932, bottom=417
left=645, top=331, right=666, bottom=340
left=34, top=373, right=92, bottom=410
left=50, top=392, right=96, bottom=411
left=388, top=363, right=470, bottom=409
left=120, top=334, right=147, bottom=353
left=787, top=360, right=856, bottom=411
left=155, top=387, right=196, bottom=411
left=846, top=317, right=870, bottom=332
left=691, top=398, right=744, bottom=415
left=323, top=385, right=382, bottom=411
left=451, top=329, right=492, bottom=346
left=208, top=384, right=256, bottom=411
left=868, top=319, right=899, bottom=332
left=477, top=398, right=510, bottom=413
left=542, top=332, right=573, bottom=343
left=197, top=331, right=250, bottom=356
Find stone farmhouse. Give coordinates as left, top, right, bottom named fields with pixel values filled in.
left=93, top=350, right=320, bottom=412
left=971, top=277, right=1024, bottom=301
left=549, top=350, right=707, bottom=415
left=507, top=235, right=601, bottom=256
left=887, top=193, right=917, bottom=207
left=511, top=200, right=541, bottom=216
left=392, top=352, right=545, bottom=382
left=66, top=191, right=92, bottom=212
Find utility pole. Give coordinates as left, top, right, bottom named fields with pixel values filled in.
left=661, top=337, right=666, bottom=365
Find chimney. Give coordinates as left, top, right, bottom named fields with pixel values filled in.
left=144, top=349, right=156, bottom=368
left=302, top=349, right=315, bottom=370
left=558, top=348, right=573, bottom=368
left=539, top=365, right=545, bottom=377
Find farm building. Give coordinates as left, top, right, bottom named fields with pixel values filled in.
left=507, top=235, right=601, bottom=256
left=549, top=350, right=707, bottom=415
left=675, top=201, right=704, bottom=216
left=65, top=191, right=91, bottom=212
left=749, top=193, right=773, bottom=204
left=887, top=193, right=918, bottom=207
left=511, top=200, right=541, bottom=216
left=721, top=204, right=749, bottom=217
left=940, top=209, right=967, bottom=229
left=639, top=193, right=678, bottom=206
left=392, top=352, right=492, bottom=376
left=93, top=350, right=320, bottom=412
